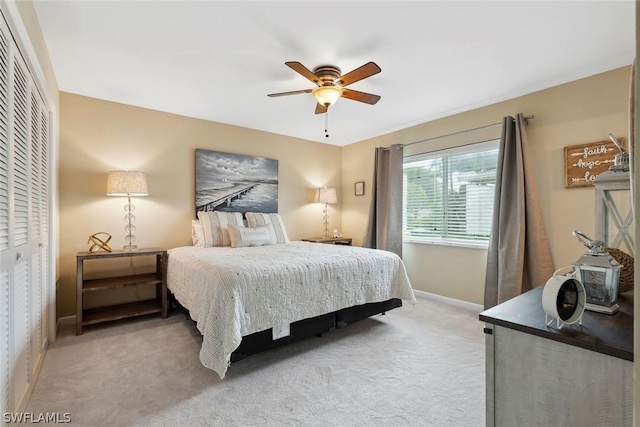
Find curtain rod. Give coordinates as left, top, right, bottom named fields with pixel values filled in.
left=396, top=114, right=535, bottom=149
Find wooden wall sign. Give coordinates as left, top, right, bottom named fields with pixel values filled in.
left=564, top=138, right=625, bottom=188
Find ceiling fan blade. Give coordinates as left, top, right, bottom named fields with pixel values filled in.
left=337, top=62, right=381, bottom=87
left=285, top=61, right=320, bottom=85
left=315, top=103, right=328, bottom=115
left=267, top=89, right=313, bottom=97
left=341, top=89, right=381, bottom=105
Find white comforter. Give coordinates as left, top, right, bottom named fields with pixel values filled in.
left=167, top=242, right=416, bottom=378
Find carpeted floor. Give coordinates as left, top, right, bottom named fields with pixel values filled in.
left=25, top=294, right=485, bottom=426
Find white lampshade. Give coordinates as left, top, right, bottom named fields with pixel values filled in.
left=317, top=187, right=337, bottom=204
left=312, top=86, right=342, bottom=107
left=106, top=170, right=148, bottom=196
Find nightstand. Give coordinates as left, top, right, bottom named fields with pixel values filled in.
left=302, top=237, right=353, bottom=246
left=76, top=247, right=167, bottom=335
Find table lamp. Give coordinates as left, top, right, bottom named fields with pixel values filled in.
left=317, top=187, right=337, bottom=238
left=106, top=170, right=148, bottom=251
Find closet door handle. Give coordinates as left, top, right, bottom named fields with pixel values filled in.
left=16, top=251, right=24, bottom=261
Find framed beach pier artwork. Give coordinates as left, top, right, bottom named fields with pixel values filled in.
left=195, top=149, right=278, bottom=214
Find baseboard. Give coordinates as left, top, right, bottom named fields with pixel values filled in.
left=56, top=315, right=76, bottom=334
left=412, top=289, right=484, bottom=313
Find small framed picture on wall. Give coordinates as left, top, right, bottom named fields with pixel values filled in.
left=354, top=181, right=365, bottom=196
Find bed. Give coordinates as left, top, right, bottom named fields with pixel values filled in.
left=167, top=223, right=416, bottom=378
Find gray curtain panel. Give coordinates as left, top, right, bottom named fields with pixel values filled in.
left=484, top=114, right=555, bottom=309
left=363, top=144, right=404, bottom=256
left=628, top=59, right=636, bottom=217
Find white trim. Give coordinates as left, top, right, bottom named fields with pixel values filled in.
left=404, top=238, right=489, bottom=250
left=412, top=289, right=484, bottom=313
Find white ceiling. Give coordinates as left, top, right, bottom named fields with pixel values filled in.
left=33, top=1, right=635, bottom=147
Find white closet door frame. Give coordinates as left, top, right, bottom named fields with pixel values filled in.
left=0, top=1, right=57, bottom=346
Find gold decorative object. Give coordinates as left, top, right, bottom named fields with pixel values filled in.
left=88, top=232, right=112, bottom=253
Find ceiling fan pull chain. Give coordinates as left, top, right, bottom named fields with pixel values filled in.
left=325, top=110, right=329, bottom=138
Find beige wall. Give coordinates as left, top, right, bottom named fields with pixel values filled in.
left=341, top=66, right=632, bottom=305
left=59, top=67, right=632, bottom=314
left=57, top=93, right=342, bottom=317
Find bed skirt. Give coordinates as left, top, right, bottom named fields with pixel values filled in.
left=170, top=293, right=402, bottom=363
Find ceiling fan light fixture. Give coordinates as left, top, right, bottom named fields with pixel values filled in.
left=312, top=86, right=342, bottom=107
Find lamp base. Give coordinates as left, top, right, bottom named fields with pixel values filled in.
left=585, top=302, right=619, bottom=315
left=122, top=195, right=139, bottom=252
left=322, top=202, right=330, bottom=238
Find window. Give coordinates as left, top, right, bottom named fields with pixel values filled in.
left=403, top=139, right=499, bottom=247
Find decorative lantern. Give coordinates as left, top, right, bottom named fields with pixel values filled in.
left=572, top=230, right=621, bottom=314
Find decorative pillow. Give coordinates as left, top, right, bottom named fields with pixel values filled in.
left=245, top=212, right=290, bottom=244
left=197, top=211, right=244, bottom=247
left=227, top=224, right=276, bottom=248
left=191, top=219, right=205, bottom=247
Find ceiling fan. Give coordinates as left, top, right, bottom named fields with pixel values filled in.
left=268, top=61, right=382, bottom=114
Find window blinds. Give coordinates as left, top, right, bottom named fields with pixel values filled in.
left=403, top=139, right=499, bottom=247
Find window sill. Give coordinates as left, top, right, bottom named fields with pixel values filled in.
left=403, top=238, right=489, bottom=250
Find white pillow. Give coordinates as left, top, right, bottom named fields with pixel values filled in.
left=228, top=224, right=276, bottom=248
left=191, top=219, right=205, bottom=247
left=245, top=212, right=290, bottom=244
left=197, top=211, right=244, bottom=247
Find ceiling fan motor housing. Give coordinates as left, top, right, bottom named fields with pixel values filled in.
left=313, top=65, right=342, bottom=86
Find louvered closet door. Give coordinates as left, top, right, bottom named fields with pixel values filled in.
left=10, top=36, right=32, bottom=412
left=0, top=17, right=9, bottom=417
left=0, top=9, right=51, bottom=417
